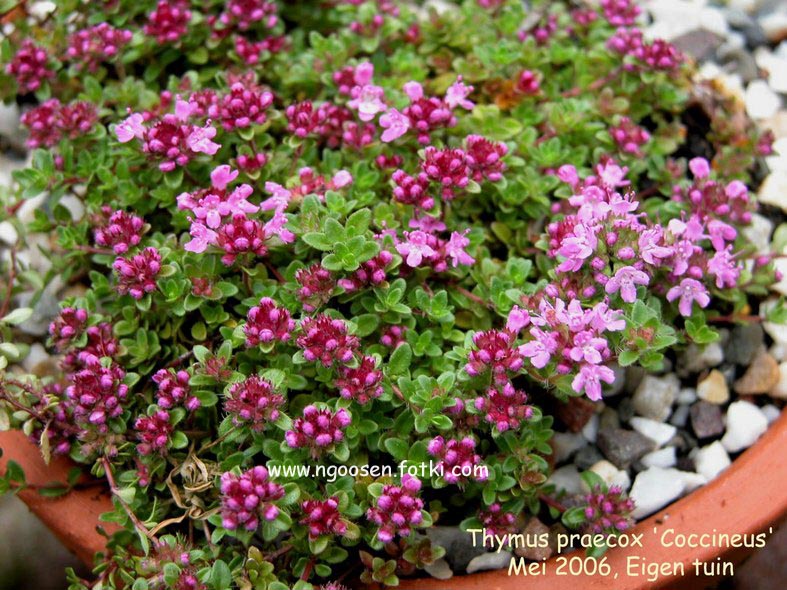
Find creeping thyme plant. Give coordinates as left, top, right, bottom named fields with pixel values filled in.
left=0, top=0, right=781, bottom=587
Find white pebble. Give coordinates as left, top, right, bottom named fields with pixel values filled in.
left=630, top=416, right=677, bottom=447
left=630, top=467, right=686, bottom=519
left=769, top=361, right=787, bottom=399
left=467, top=551, right=512, bottom=574
left=677, top=471, right=708, bottom=493
left=552, top=432, right=587, bottom=464
left=586, top=460, right=631, bottom=492
left=547, top=465, right=583, bottom=495
left=745, top=80, right=781, bottom=119
left=641, top=447, right=677, bottom=469
left=581, top=414, right=599, bottom=444
left=761, top=405, right=781, bottom=424
left=721, top=401, right=769, bottom=453
left=692, top=441, right=731, bottom=481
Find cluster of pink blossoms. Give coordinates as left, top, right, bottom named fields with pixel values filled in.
left=366, top=474, right=424, bottom=543
left=135, top=410, right=173, bottom=456
left=115, top=97, right=220, bottom=172
left=6, top=39, right=55, bottom=93
left=144, top=0, right=192, bottom=44
left=21, top=99, right=98, bottom=148
left=477, top=503, right=517, bottom=536
left=549, top=159, right=743, bottom=320
left=296, top=264, right=335, bottom=312
left=582, top=485, right=635, bottom=535
left=152, top=368, right=199, bottom=411
left=244, top=297, right=294, bottom=347
left=296, top=315, right=359, bottom=367
left=224, top=375, right=285, bottom=431
left=208, top=82, right=274, bottom=131
left=219, top=0, right=278, bottom=31
left=395, top=221, right=475, bottom=272
left=474, top=381, right=533, bottom=432
left=48, top=307, right=88, bottom=352
left=220, top=466, right=284, bottom=531
left=427, top=436, right=487, bottom=484
left=607, top=27, right=683, bottom=71
left=94, top=207, right=144, bottom=254
left=112, top=247, right=162, bottom=300
left=65, top=358, right=129, bottom=431
left=609, top=117, right=650, bottom=157
left=285, top=405, right=351, bottom=454
left=337, top=251, right=393, bottom=293
left=66, top=23, right=133, bottom=72
left=335, top=356, right=383, bottom=404
left=300, top=496, right=347, bottom=540
left=514, top=295, right=625, bottom=401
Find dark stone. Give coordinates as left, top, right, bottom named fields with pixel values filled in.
left=514, top=517, right=554, bottom=561
left=672, top=30, right=725, bottom=62
left=676, top=455, right=696, bottom=473
left=426, top=526, right=487, bottom=573
left=556, top=396, right=597, bottom=433
left=617, top=397, right=635, bottom=423
left=597, top=428, right=655, bottom=470
left=690, top=401, right=726, bottom=439
left=574, top=445, right=605, bottom=471
left=726, top=9, right=769, bottom=48
left=724, top=324, right=764, bottom=366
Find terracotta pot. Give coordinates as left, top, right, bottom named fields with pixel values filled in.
left=2, top=410, right=787, bottom=588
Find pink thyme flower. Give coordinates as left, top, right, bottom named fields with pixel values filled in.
left=115, top=112, right=146, bottom=143
left=219, top=0, right=278, bottom=31
left=366, top=474, right=424, bottom=543
left=94, top=208, right=144, bottom=254
left=391, top=170, right=432, bottom=209
left=153, top=368, right=199, bottom=411
left=610, top=117, right=650, bottom=157
left=220, top=466, right=284, bottom=531
left=65, top=358, right=129, bottom=429
left=605, top=266, right=649, bottom=303
left=144, top=0, right=192, bottom=44
left=66, top=23, right=133, bottom=71
left=337, top=250, right=393, bottom=292
left=379, top=108, right=410, bottom=142
left=296, top=264, right=335, bottom=311
left=216, top=214, right=268, bottom=265
left=335, top=355, right=383, bottom=404
left=296, top=315, right=359, bottom=367
left=286, top=101, right=326, bottom=138
left=244, top=297, right=294, bottom=346
left=601, top=0, right=641, bottom=26
left=285, top=405, right=352, bottom=452
left=707, top=248, right=740, bottom=289
left=185, top=123, right=221, bottom=155
left=48, top=308, right=89, bottom=352
left=666, top=278, right=710, bottom=317
left=135, top=410, right=173, bottom=456
left=300, top=496, right=347, bottom=540
left=113, top=247, right=161, bottom=299
left=478, top=503, right=517, bottom=536
left=572, top=363, right=616, bottom=401
left=582, top=484, right=635, bottom=534
left=403, top=91, right=455, bottom=145
left=62, top=322, right=119, bottom=371
left=427, top=436, right=487, bottom=484
left=396, top=230, right=436, bottom=267
left=474, top=381, right=532, bottom=432
left=348, top=84, right=386, bottom=122
left=465, top=330, right=524, bottom=384
left=6, top=39, right=55, bottom=93
left=177, top=166, right=257, bottom=229
left=380, top=325, right=408, bottom=349
left=506, top=306, right=531, bottom=333
left=465, top=135, right=508, bottom=182
left=422, top=147, right=470, bottom=199
left=209, top=83, right=274, bottom=131
left=445, top=231, right=475, bottom=267
left=225, top=375, right=285, bottom=431
left=445, top=76, right=474, bottom=110
left=184, top=221, right=218, bottom=254
left=517, top=70, right=541, bottom=95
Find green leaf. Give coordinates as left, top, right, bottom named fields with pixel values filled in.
left=388, top=344, right=412, bottom=375
left=561, top=506, right=587, bottom=529
left=617, top=349, right=639, bottom=367
left=302, top=232, right=334, bottom=251
left=384, top=438, right=409, bottom=461
left=1, top=308, right=32, bottom=325
left=210, top=560, right=232, bottom=589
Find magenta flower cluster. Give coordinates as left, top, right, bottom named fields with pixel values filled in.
left=582, top=485, right=635, bottom=535
left=285, top=405, right=351, bottom=453
left=219, top=466, right=284, bottom=531
left=224, top=375, right=285, bottom=431
left=94, top=207, right=144, bottom=254
left=152, top=368, right=199, bottom=411
left=66, top=23, right=133, bottom=72
left=244, top=297, right=295, bottom=347
left=427, top=436, right=487, bottom=484
left=48, top=307, right=88, bottom=352
left=474, top=381, right=533, bottom=432
left=135, top=410, right=173, bottom=456
left=335, top=356, right=383, bottom=404
left=21, top=99, right=98, bottom=148
left=477, top=503, right=517, bottom=536
left=65, top=358, right=128, bottom=431
left=300, top=496, right=347, bottom=540
left=6, top=39, right=55, bottom=93
left=366, top=474, right=424, bottom=543
left=112, top=247, right=162, bottom=300
left=296, top=315, right=359, bottom=367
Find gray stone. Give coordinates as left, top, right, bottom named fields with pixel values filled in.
left=678, top=342, right=724, bottom=376
left=574, top=445, right=604, bottom=471
left=632, top=374, right=679, bottom=421
left=426, top=526, right=487, bottom=573
left=551, top=432, right=586, bottom=464
left=424, top=558, right=453, bottom=580
left=726, top=8, right=769, bottom=47
left=672, top=29, right=725, bottom=61
left=762, top=404, right=781, bottom=423
left=466, top=551, right=512, bottom=574
left=605, top=363, right=626, bottom=397
left=670, top=404, right=691, bottom=428
left=690, top=401, right=725, bottom=439
left=599, top=407, right=620, bottom=432
left=725, top=323, right=765, bottom=365
left=581, top=414, right=599, bottom=444
left=514, top=518, right=553, bottom=561
left=677, top=387, right=698, bottom=404
left=597, top=428, right=655, bottom=470
left=733, top=350, right=780, bottom=394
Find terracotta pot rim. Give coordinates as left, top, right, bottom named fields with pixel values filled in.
left=2, top=409, right=787, bottom=588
